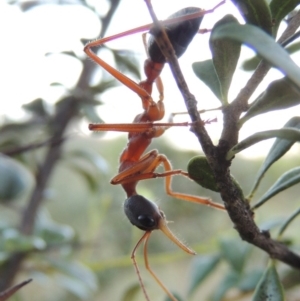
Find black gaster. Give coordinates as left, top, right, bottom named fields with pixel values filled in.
left=124, top=195, right=163, bottom=231
left=148, top=7, right=204, bottom=63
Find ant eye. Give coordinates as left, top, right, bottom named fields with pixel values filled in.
left=138, top=215, right=155, bottom=228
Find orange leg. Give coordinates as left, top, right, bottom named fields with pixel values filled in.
left=89, top=121, right=193, bottom=133
left=111, top=150, right=162, bottom=185
left=143, top=232, right=179, bottom=301
left=111, top=149, right=225, bottom=210
left=84, top=28, right=157, bottom=115
left=142, top=32, right=164, bottom=101
left=131, top=222, right=195, bottom=301
left=131, top=232, right=151, bottom=301
left=159, top=154, right=225, bottom=210
left=85, top=30, right=165, bottom=121
left=111, top=149, right=186, bottom=185
left=84, top=27, right=151, bottom=99
left=131, top=231, right=181, bottom=301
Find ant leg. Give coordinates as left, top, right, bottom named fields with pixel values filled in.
left=111, top=150, right=225, bottom=210
left=111, top=150, right=161, bottom=185
left=142, top=32, right=164, bottom=101
left=143, top=231, right=179, bottom=301
left=116, top=150, right=225, bottom=210
left=111, top=148, right=188, bottom=185
left=155, top=74, right=164, bottom=101
left=84, top=33, right=150, bottom=101
left=158, top=154, right=226, bottom=210
left=85, top=29, right=165, bottom=118
left=131, top=232, right=151, bottom=301
left=169, top=106, right=223, bottom=122
left=89, top=121, right=192, bottom=133
left=131, top=230, right=189, bottom=301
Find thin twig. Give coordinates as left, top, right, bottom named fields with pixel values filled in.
left=0, top=279, right=32, bottom=301
left=2, top=137, right=64, bottom=156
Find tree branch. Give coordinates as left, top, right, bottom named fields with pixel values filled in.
left=144, top=1, right=300, bottom=269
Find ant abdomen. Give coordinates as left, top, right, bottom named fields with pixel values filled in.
left=148, top=7, right=204, bottom=63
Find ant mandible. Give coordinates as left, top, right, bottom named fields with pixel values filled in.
left=84, top=2, right=225, bottom=301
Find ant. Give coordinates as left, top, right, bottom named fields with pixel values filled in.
left=84, top=2, right=225, bottom=301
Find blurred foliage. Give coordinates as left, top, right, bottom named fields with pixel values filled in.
left=1, top=0, right=300, bottom=301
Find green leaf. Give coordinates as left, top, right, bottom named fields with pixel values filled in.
left=63, top=149, right=108, bottom=191
left=231, top=0, right=273, bottom=35
left=187, top=156, right=219, bottom=192
left=252, top=167, right=300, bottom=209
left=211, top=23, right=300, bottom=89
left=80, top=103, right=104, bottom=123
left=248, top=117, right=300, bottom=200
left=226, top=128, right=300, bottom=160
left=90, top=78, right=117, bottom=95
left=35, top=210, right=75, bottom=245
left=242, top=55, right=262, bottom=71
left=54, top=274, right=94, bottom=300
left=22, top=98, right=51, bottom=118
left=242, top=42, right=300, bottom=71
left=47, top=258, right=97, bottom=299
left=210, top=15, right=241, bottom=103
left=210, top=270, right=239, bottom=301
left=252, top=261, right=285, bottom=301
left=164, top=292, right=183, bottom=301
left=188, top=254, right=221, bottom=296
left=238, top=269, right=264, bottom=291
left=0, top=154, right=32, bottom=202
left=192, top=60, right=223, bottom=101
left=68, top=164, right=99, bottom=191
left=219, top=238, right=251, bottom=273
left=111, top=49, right=141, bottom=80
left=38, top=224, right=74, bottom=245
left=61, top=50, right=78, bottom=58
left=188, top=156, right=244, bottom=197
left=121, top=283, right=141, bottom=301
left=259, top=218, right=286, bottom=233
left=67, top=149, right=108, bottom=173
left=278, top=207, right=300, bottom=237
left=240, top=78, right=300, bottom=124
left=270, top=0, right=300, bottom=36
left=284, top=41, right=300, bottom=53
left=2, top=228, right=46, bottom=252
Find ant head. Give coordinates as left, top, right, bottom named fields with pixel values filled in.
left=124, top=195, right=196, bottom=255
left=124, top=194, right=164, bottom=231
